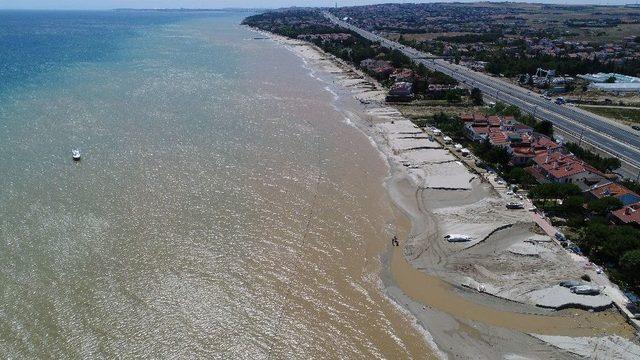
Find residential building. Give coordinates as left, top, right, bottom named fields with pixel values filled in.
left=611, top=202, right=640, bottom=228
left=527, top=152, right=608, bottom=190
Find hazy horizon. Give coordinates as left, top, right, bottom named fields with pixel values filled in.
left=1, top=0, right=638, bottom=10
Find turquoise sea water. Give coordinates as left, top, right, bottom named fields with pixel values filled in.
left=0, top=11, right=431, bottom=358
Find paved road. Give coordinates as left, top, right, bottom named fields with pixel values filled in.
left=325, top=13, right=640, bottom=173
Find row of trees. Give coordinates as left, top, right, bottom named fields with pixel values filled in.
left=564, top=142, right=622, bottom=173
left=484, top=51, right=640, bottom=79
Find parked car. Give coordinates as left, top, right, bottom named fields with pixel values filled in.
left=626, top=303, right=640, bottom=319
left=632, top=125, right=640, bottom=131
left=555, top=232, right=566, bottom=242
left=506, top=202, right=524, bottom=209
left=569, top=244, right=583, bottom=255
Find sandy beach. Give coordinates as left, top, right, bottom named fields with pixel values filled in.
left=253, top=29, right=640, bottom=359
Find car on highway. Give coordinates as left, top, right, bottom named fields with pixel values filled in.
left=632, top=125, right=640, bottom=131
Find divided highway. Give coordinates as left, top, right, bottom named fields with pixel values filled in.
left=325, top=12, right=640, bottom=174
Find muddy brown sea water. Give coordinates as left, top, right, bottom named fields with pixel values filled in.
left=0, top=12, right=435, bottom=358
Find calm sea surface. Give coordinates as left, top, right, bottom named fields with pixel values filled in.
left=0, top=10, right=433, bottom=358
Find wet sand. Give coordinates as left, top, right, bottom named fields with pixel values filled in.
left=256, top=28, right=640, bottom=359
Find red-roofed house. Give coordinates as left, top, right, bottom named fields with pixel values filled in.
left=588, top=182, right=634, bottom=200
left=509, top=133, right=561, bottom=166
left=460, top=113, right=474, bottom=122
left=527, top=152, right=607, bottom=190
left=587, top=182, right=640, bottom=206
left=488, top=130, right=509, bottom=146
left=473, top=113, right=487, bottom=123
left=611, top=202, right=640, bottom=228
left=487, top=115, right=501, bottom=127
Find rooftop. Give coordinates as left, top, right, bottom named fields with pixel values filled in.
left=533, top=152, right=603, bottom=179
left=588, top=182, right=635, bottom=199
left=611, top=202, right=640, bottom=226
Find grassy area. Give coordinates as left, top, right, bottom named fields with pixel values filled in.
left=579, top=106, right=640, bottom=125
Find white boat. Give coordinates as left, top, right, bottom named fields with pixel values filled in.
left=72, top=149, right=81, bottom=161
left=444, top=234, right=472, bottom=242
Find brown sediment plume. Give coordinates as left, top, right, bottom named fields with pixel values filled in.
left=390, top=247, right=634, bottom=337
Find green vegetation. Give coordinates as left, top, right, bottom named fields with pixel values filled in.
left=504, top=167, right=538, bottom=188
left=588, top=196, right=623, bottom=217
left=242, top=10, right=342, bottom=37
left=578, top=106, right=640, bottom=125
left=622, top=180, right=640, bottom=194
left=534, top=120, right=554, bottom=137
left=528, top=183, right=582, bottom=207
left=524, top=181, right=639, bottom=290
left=471, top=140, right=510, bottom=169
left=434, top=32, right=502, bottom=44
left=470, top=87, right=483, bottom=106
left=426, top=112, right=466, bottom=140
left=445, top=91, right=462, bottom=104
left=577, top=222, right=640, bottom=288
left=564, top=142, right=621, bottom=172
left=483, top=51, right=640, bottom=78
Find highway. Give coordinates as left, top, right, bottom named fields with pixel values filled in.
left=324, top=12, right=640, bottom=174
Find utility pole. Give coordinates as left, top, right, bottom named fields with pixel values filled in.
left=578, top=128, right=585, bottom=147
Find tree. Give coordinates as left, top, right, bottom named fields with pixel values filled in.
left=588, top=196, right=623, bottom=216
left=562, top=195, right=586, bottom=216
left=472, top=140, right=510, bottom=168
left=605, top=75, right=617, bottom=83
left=534, top=120, right=554, bottom=137
left=505, top=167, right=537, bottom=188
left=470, top=87, right=483, bottom=106
left=502, top=105, right=522, bottom=117
left=564, top=142, right=621, bottom=172
left=620, top=250, right=640, bottom=283
left=528, top=183, right=581, bottom=208
left=445, top=90, right=462, bottom=103
left=416, top=63, right=429, bottom=77
left=621, top=180, right=640, bottom=194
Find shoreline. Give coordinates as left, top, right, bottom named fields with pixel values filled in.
left=248, top=26, right=640, bottom=359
